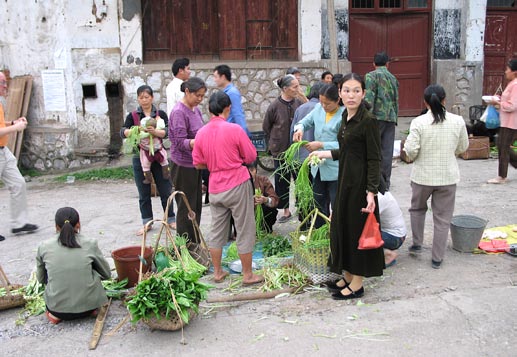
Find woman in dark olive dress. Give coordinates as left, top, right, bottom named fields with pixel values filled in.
left=310, top=73, right=384, bottom=300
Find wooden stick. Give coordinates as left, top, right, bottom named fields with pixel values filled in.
left=206, top=287, right=297, bottom=303
left=88, top=298, right=111, bottom=350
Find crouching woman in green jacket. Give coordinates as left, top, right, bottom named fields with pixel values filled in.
left=36, top=207, right=111, bottom=324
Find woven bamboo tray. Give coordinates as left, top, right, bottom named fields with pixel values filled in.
left=0, top=265, right=26, bottom=311
left=143, top=309, right=196, bottom=331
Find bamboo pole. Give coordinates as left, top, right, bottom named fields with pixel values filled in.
left=206, top=287, right=297, bottom=303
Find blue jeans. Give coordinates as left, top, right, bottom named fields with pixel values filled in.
left=132, top=156, right=175, bottom=225
left=382, top=231, right=405, bottom=250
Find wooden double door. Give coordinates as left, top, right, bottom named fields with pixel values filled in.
left=349, top=14, right=430, bottom=116
left=483, top=10, right=517, bottom=95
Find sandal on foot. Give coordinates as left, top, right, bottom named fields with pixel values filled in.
left=331, top=286, right=364, bottom=300
left=45, top=310, right=62, bottom=324
left=242, top=275, right=265, bottom=286
left=213, top=271, right=229, bottom=283
left=487, top=177, right=507, bottom=184
left=136, top=224, right=153, bottom=236
left=278, top=214, right=292, bottom=223
left=326, top=279, right=349, bottom=293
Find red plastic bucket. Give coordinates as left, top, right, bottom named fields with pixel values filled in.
left=111, top=246, right=153, bottom=287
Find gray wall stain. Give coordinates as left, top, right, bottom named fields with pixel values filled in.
left=122, top=0, right=141, bottom=21
left=434, top=9, right=461, bottom=59
left=321, top=9, right=348, bottom=60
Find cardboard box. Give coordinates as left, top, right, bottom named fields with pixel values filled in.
left=461, top=136, right=490, bottom=160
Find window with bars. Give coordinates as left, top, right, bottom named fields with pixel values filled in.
left=487, top=0, right=515, bottom=7
left=351, top=0, right=429, bottom=11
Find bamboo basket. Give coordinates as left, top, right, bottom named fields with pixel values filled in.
left=0, top=265, right=26, bottom=311
left=133, top=191, right=208, bottom=331
left=290, top=209, right=341, bottom=284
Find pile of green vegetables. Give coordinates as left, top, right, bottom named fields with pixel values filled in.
left=260, top=265, right=307, bottom=292
left=302, top=222, right=330, bottom=250
left=126, top=267, right=211, bottom=324
left=122, top=126, right=141, bottom=154
left=102, top=278, right=129, bottom=299
left=254, top=188, right=267, bottom=239
left=261, top=234, right=292, bottom=258
left=15, top=272, right=45, bottom=325
left=154, top=235, right=207, bottom=275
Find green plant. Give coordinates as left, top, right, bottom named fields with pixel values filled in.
left=55, top=166, right=134, bottom=182
left=261, top=234, right=292, bottom=258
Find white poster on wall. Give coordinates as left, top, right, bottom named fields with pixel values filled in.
left=41, top=69, right=67, bottom=112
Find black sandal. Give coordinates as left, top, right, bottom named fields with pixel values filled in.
left=325, top=279, right=349, bottom=293
left=331, top=285, right=364, bottom=300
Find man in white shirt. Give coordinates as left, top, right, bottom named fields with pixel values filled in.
left=378, top=190, right=407, bottom=267
left=166, top=58, right=191, bottom=117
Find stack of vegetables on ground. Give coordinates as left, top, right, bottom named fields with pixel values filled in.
left=127, top=234, right=212, bottom=325
left=15, top=272, right=45, bottom=325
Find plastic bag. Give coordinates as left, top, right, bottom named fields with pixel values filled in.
left=483, top=105, right=500, bottom=129
left=358, top=212, right=384, bottom=250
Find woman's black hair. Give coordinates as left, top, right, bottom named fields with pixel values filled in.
left=321, top=70, right=333, bottom=80
left=423, top=84, right=447, bottom=124
left=508, top=59, right=517, bottom=72
left=308, top=81, right=325, bottom=100
left=137, top=85, right=153, bottom=97
left=180, top=77, right=207, bottom=93
left=55, top=207, right=81, bottom=248
left=276, top=74, right=297, bottom=89
left=209, top=91, right=231, bottom=116
left=332, top=73, right=344, bottom=87
left=319, top=83, right=339, bottom=102
left=338, top=72, right=371, bottom=110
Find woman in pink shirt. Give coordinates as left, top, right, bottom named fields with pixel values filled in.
left=487, top=59, right=517, bottom=184
left=193, top=91, right=263, bottom=285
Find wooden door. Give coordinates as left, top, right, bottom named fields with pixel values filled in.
left=483, top=12, right=517, bottom=95
left=349, top=14, right=430, bottom=116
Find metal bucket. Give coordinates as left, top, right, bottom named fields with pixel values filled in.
left=450, top=215, right=487, bottom=253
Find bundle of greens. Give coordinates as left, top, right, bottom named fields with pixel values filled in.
left=222, top=242, right=239, bottom=266
left=126, top=267, right=212, bottom=324
left=254, top=188, right=268, bottom=239
left=261, top=234, right=292, bottom=258
left=16, top=272, right=45, bottom=325
left=102, top=278, right=129, bottom=299
left=260, top=265, right=308, bottom=292
left=154, top=234, right=207, bottom=275
left=302, top=221, right=330, bottom=250
left=294, top=157, right=316, bottom=217
left=122, top=126, right=141, bottom=154
left=276, top=141, right=308, bottom=174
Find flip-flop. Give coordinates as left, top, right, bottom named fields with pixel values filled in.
left=213, top=271, right=229, bottom=283
left=242, top=275, right=265, bottom=286
left=278, top=214, right=292, bottom=223
left=386, top=259, right=397, bottom=268
left=45, top=310, right=62, bottom=325
left=136, top=224, right=153, bottom=236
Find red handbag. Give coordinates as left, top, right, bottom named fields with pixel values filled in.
left=358, top=212, right=384, bottom=250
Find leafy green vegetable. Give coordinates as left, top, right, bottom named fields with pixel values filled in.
left=261, top=234, right=292, bottom=258
left=16, top=272, right=45, bottom=325
left=126, top=267, right=212, bottom=324
left=260, top=265, right=307, bottom=292
left=102, top=278, right=129, bottom=299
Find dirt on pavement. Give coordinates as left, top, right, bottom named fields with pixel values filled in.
left=1, top=150, right=516, bottom=356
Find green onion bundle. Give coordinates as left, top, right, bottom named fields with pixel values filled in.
left=276, top=141, right=308, bottom=175
left=254, top=188, right=268, bottom=239
left=294, top=157, right=315, bottom=217
left=15, top=272, right=46, bottom=325
left=260, top=265, right=308, bottom=292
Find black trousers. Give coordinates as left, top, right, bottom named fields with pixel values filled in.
left=171, top=163, right=202, bottom=243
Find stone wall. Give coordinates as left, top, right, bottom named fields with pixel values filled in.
left=122, top=61, right=340, bottom=131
